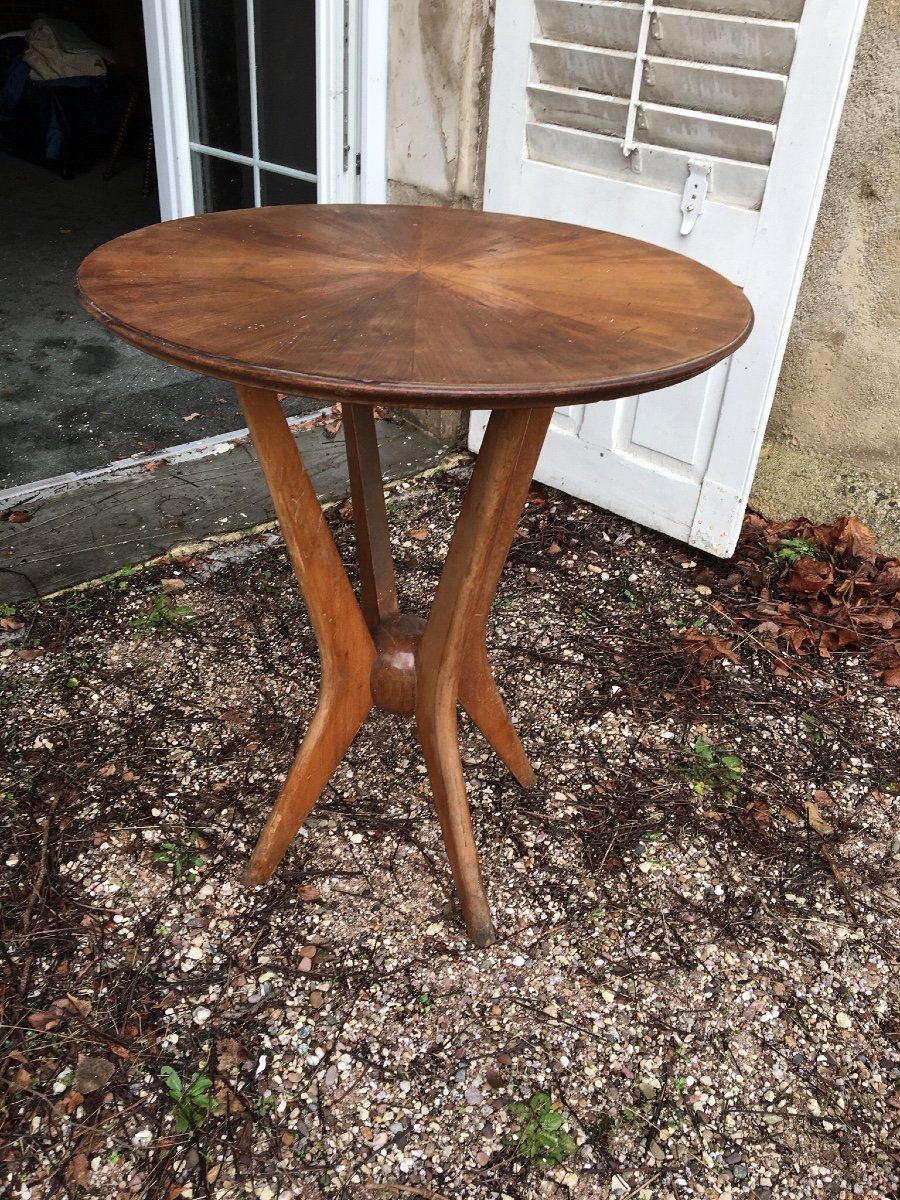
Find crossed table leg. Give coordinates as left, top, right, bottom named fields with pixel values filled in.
left=237, top=385, right=553, bottom=947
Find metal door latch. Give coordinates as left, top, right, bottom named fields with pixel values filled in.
left=680, top=160, right=711, bottom=236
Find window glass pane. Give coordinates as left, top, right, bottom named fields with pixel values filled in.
left=260, top=171, right=317, bottom=207
left=255, top=0, right=317, bottom=174
left=193, top=153, right=254, bottom=212
left=184, top=0, right=252, bottom=157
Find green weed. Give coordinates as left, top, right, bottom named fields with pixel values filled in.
left=152, top=832, right=204, bottom=884
left=102, top=564, right=140, bottom=590
left=773, top=537, right=823, bottom=565
left=506, top=1092, right=577, bottom=1166
left=684, top=734, right=743, bottom=798
left=160, top=1066, right=217, bottom=1133
left=131, top=594, right=199, bottom=641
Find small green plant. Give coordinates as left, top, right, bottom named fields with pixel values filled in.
left=622, top=588, right=638, bottom=609
left=416, top=993, right=433, bottom=1015
left=803, top=714, right=826, bottom=746
left=152, top=832, right=204, bottom=883
left=161, top=1065, right=217, bottom=1133
left=102, top=564, right=140, bottom=590
left=685, top=734, right=743, bottom=798
left=773, top=537, right=823, bottom=565
left=0, top=602, right=16, bottom=617
left=132, top=594, right=199, bottom=641
left=249, top=1092, right=278, bottom=1118
left=506, top=1092, right=577, bottom=1166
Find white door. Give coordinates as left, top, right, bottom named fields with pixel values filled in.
left=470, top=0, right=867, bottom=556
left=143, top=0, right=389, bottom=221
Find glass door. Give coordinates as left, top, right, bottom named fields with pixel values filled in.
left=181, top=0, right=357, bottom=212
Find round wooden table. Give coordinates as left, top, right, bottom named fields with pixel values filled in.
left=77, top=205, right=753, bottom=947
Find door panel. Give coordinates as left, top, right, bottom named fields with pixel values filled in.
left=472, top=0, right=867, bottom=555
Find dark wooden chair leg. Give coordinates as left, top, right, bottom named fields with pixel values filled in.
left=237, top=385, right=376, bottom=884
left=104, top=85, right=138, bottom=182
left=416, top=407, right=552, bottom=945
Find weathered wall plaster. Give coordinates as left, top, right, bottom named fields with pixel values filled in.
left=387, top=0, right=492, bottom=209
left=386, top=0, right=493, bottom=436
left=751, top=0, right=900, bottom=554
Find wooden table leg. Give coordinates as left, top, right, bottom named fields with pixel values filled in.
left=415, top=407, right=553, bottom=946
left=237, top=385, right=376, bottom=885
left=343, top=403, right=399, bottom=632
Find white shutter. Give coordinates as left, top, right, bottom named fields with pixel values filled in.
left=527, top=0, right=803, bottom=210
left=472, top=0, right=866, bottom=555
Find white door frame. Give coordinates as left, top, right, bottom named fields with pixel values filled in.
left=142, top=0, right=389, bottom=220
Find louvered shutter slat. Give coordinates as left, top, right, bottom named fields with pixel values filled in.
left=642, top=57, right=787, bottom=123
left=526, top=122, right=768, bottom=206
left=655, top=0, right=803, bottom=19
left=532, top=41, right=635, bottom=97
left=536, top=0, right=642, bottom=51
left=639, top=101, right=774, bottom=163
left=526, top=0, right=804, bottom=210
left=649, top=9, right=798, bottom=74
left=529, top=83, right=628, bottom=138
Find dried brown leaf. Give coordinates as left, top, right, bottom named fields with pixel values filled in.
left=0, top=616, right=24, bottom=631
left=873, top=561, right=900, bottom=596
left=832, top=515, right=878, bottom=562
left=65, top=1153, right=90, bottom=1189
left=783, top=558, right=834, bottom=595
left=676, top=629, right=742, bottom=666
left=803, top=800, right=833, bottom=835
left=4, top=509, right=32, bottom=523
left=744, top=798, right=770, bottom=829
left=883, top=668, right=900, bottom=687
left=298, top=883, right=322, bottom=902
left=407, top=527, right=429, bottom=541
left=27, top=1011, right=60, bottom=1031
left=72, top=1056, right=114, bottom=1094
left=52, top=995, right=92, bottom=1019
left=10, top=1067, right=31, bottom=1092
left=182, top=412, right=201, bottom=422
left=161, top=578, right=186, bottom=593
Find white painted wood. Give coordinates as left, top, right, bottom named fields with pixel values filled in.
left=639, top=102, right=775, bottom=164
left=641, top=56, right=787, bottom=123
left=475, top=0, right=867, bottom=556
left=647, top=10, right=799, bottom=73
left=536, top=0, right=799, bottom=72
left=530, top=84, right=776, bottom=164
left=142, top=0, right=194, bottom=220
left=526, top=122, right=768, bottom=207
left=316, top=0, right=356, bottom=201
left=656, top=0, right=804, bottom=18
left=359, top=0, right=390, bottom=202
left=532, top=41, right=789, bottom=124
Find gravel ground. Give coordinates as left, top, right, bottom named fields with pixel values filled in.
left=1, top=455, right=899, bottom=1200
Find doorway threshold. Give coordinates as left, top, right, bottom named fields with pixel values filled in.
left=0, top=413, right=453, bottom=604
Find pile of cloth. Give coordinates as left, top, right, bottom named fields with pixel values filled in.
left=23, top=17, right=113, bottom=81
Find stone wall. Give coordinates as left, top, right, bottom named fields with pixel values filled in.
left=750, top=0, right=900, bottom=554
left=386, top=1, right=900, bottom=553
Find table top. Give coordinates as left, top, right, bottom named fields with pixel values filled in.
left=77, top=204, right=753, bottom=409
